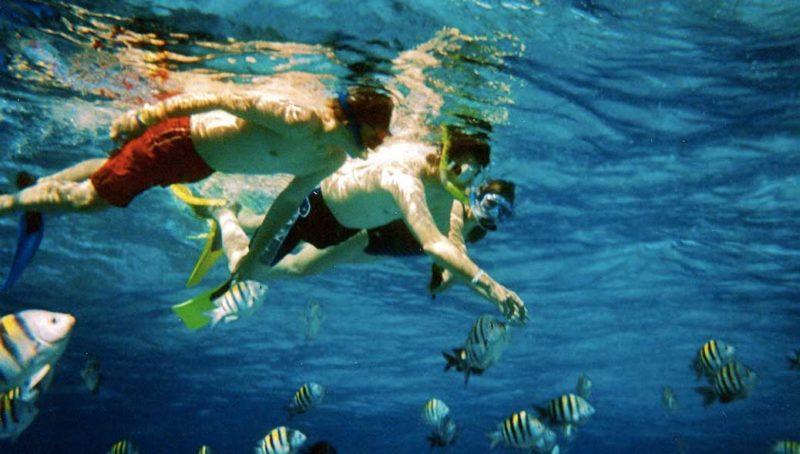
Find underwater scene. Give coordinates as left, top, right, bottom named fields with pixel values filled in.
left=0, top=0, right=799, bottom=452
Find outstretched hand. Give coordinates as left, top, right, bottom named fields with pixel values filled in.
left=494, top=286, right=528, bottom=324
left=110, top=109, right=148, bottom=143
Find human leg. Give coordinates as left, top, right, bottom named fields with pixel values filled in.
left=0, top=179, right=106, bottom=215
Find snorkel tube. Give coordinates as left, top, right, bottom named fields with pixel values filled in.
left=439, top=126, right=471, bottom=205
left=337, top=91, right=364, bottom=150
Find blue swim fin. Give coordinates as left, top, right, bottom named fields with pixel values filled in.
left=2, top=172, right=43, bottom=292
left=172, top=278, right=232, bottom=330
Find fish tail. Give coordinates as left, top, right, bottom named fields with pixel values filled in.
left=442, top=350, right=459, bottom=372
left=694, top=386, right=716, bottom=407
left=204, top=308, right=224, bottom=328
left=487, top=429, right=503, bottom=450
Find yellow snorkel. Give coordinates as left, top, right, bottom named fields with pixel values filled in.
left=439, top=126, right=471, bottom=205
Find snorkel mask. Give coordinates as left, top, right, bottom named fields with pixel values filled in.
left=470, top=190, right=514, bottom=231
left=439, top=126, right=481, bottom=205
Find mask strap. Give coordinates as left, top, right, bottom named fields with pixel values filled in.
left=439, top=126, right=470, bottom=205
left=338, top=91, right=363, bottom=150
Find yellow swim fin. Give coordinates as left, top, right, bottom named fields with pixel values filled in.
left=185, top=219, right=223, bottom=288
left=172, top=279, right=231, bottom=330
left=170, top=183, right=227, bottom=216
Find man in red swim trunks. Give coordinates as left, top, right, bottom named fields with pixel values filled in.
left=0, top=78, right=394, bottom=278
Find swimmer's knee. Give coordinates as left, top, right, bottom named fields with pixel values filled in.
left=68, top=181, right=104, bottom=210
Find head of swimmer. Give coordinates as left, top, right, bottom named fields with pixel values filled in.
left=467, top=179, right=516, bottom=242
left=441, top=126, right=491, bottom=189
left=339, top=86, right=393, bottom=154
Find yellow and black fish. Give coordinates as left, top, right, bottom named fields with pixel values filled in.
left=443, top=315, right=510, bottom=384
left=772, top=440, right=800, bottom=454
left=487, top=410, right=556, bottom=452
left=108, top=439, right=138, bottom=454
left=255, top=426, right=307, bottom=454
left=197, top=445, right=213, bottom=454
left=0, top=310, right=75, bottom=393
left=421, top=398, right=457, bottom=447
left=535, top=393, right=595, bottom=440
left=288, top=382, right=325, bottom=416
left=695, top=360, right=756, bottom=406
left=692, top=339, right=736, bottom=379
left=0, top=391, right=38, bottom=442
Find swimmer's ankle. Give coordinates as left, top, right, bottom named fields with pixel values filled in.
left=0, top=194, right=17, bottom=214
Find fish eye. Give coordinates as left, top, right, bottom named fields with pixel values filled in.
left=51, top=317, right=57, bottom=324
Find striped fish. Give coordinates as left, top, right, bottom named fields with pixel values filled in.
left=536, top=393, right=595, bottom=439
left=108, top=439, right=138, bottom=454
left=487, top=410, right=546, bottom=450
left=0, top=391, right=38, bottom=443
left=444, top=315, right=510, bottom=384
left=205, top=280, right=268, bottom=327
left=287, top=382, right=325, bottom=416
left=695, top=360, right=756, bottom=406
left=421, top=398, right=450, bottom=428
left=693, top=339, right=736, bottom=379
left=0, top=310, right=75, bottom=393
left=772, top=440, right=800, bottom=454
left=198, top=445, right=213, bottom=454
left=428, top=416, right=458, bottom=448
left=254, top=426, right=307, bottom=454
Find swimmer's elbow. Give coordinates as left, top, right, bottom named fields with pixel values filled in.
left=422, top=238, right=455, bottom=264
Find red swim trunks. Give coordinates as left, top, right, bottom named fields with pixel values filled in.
left=90, top=117, right=213, bottom=207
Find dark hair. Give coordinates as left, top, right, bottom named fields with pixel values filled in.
left=347, top=87, right=393, bottom=131
left=444, top=126, right=490, bottom=168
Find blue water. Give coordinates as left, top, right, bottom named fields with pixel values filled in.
left=1, top=0, right=799, bottom=452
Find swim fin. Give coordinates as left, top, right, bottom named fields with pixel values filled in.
left=170, top=183, right=227, bottom=217
left=185, top=219, right=224, bottom=288
left=172, top=278, right=232, bottom=330
left=2, top=172, right=43, bottom=292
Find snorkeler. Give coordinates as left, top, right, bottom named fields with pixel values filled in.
left=0, top=81, right=394, bottom=285
left=175, top=126, right=527, bottom=324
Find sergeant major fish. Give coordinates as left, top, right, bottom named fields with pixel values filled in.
left=692, top=339, right=736, bottom=379
left=206, top=280, right=268, bottom=327
left=255, top=426, right=307, bottom=454
left=287, top=382, right=325, bottom=416
left=421, top=398, right=457, bottom=448
left=487, top=410, right=554, bottom=452
left=695, top=360, right=756, bottom=406
left=443, top=315, right=510, bottom=384
left=108, top=439, right=138, bottom=454
left=0, top=309, right=75, bottom=394
left=0, top=391, right=38, bottom=443
left=198, top=445, right=213, bottom=454
left=772, top=440, right=800, bottom=454
left=535, top=393, right=595, bottom=440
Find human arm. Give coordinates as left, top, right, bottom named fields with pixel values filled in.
left=110, top=91, right=325, bottom=142
left=390, top=175, right=527, bottom=322
left=429, top=201, right=467, bottom=296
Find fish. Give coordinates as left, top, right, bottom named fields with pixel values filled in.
left=0, top=309, right=76, bottom=394
left=772, top=440, right=800, bottom=454
left=444, top=315, right=510, bottom=384
left=532, top=426, right=559, bottom=454
left=254, top=426, right=307, bottom=454
left=787, top=350, right=800, bottom=370
left=576, top=373, right=592, bottom=399
left=535, top=393, right=595, bottom=440
left=304, top=299, right=325, bottom=342
left=695, top=360, right=756, bottom=406
left=0, top=391, right=38, bottom=443
left=427, top=416, right=458, bottom=448
left=287, top=382, right=325, bottom=416
left=108, top=439, right=138, bottom=454
left=205, top=280, right=268, bottom=327
left=692, top=339, right=736, bottom=379
left=487, top=410, right=547, bottom=450
left=198, top=445, right=213, bottom=454
left=661, top=385, right=678, bottom=414
left=422, top=398, right=457, bottom=447
left=80, top=353, right=102, bottom=394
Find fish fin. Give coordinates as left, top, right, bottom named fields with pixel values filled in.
left=2, top=172, right=43, bottom=292
left=694, top=386, right=717, bottom=406
left=442, top=350, right=459, bottom=372
left=172, top=279, right=232, bottom=330
left=534, top=405, right=548, bottom=419
left=26, top=364, right=52, bottom=393
left=185, top=219, right=224, bottom=288
left=487, top=428, right=503, bottom=450
left=563, top=424, right=576, bottom=441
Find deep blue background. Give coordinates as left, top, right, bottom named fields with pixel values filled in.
left=0, top=0, right=798, bottom=452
